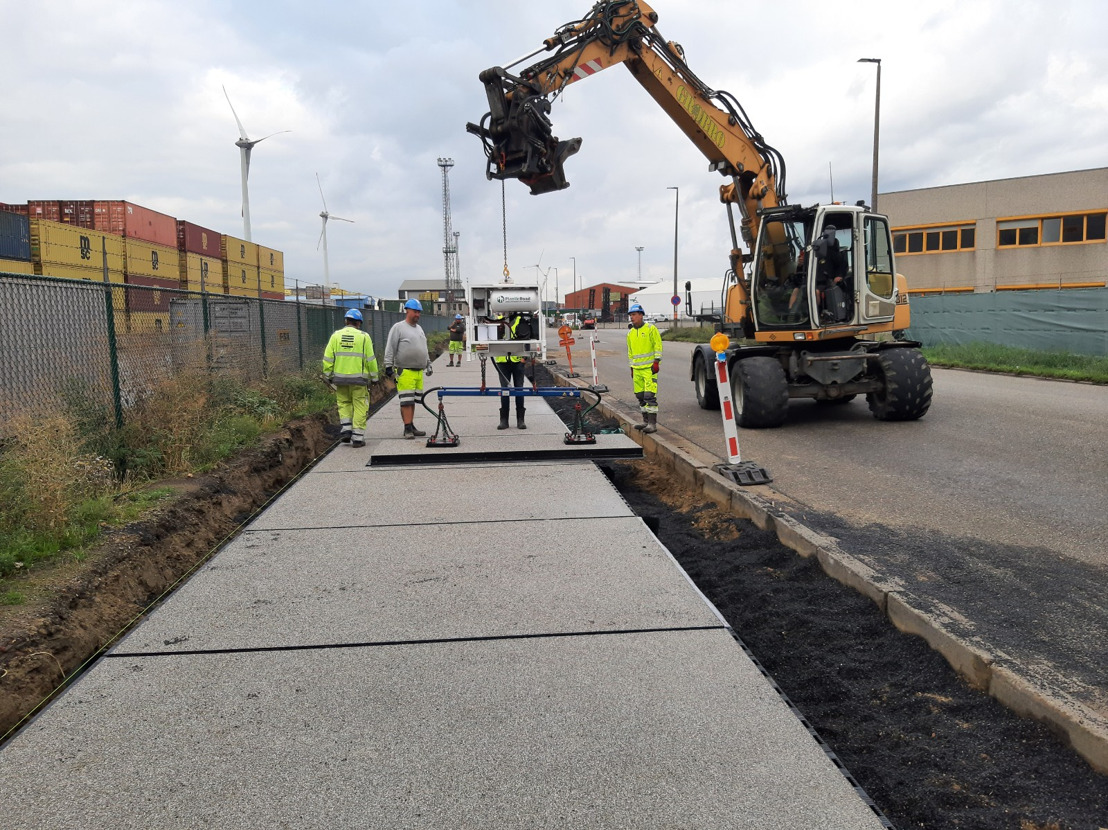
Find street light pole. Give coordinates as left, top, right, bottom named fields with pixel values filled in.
left=635, top=246, right=644, bottom=282
left=667, top=187, right=679, bottom=322
left=569, top=256, right=577, bottom=303
left=858, top=58, right=881, bottom=211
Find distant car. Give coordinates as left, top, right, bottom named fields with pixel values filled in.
left=650, top=314, right=669, bottom=323
left=581, top=317, right=596, bottom=330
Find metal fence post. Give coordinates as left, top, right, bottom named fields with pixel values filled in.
left=295, top=280, right=304, bottom=370
left=258, top=297, right=268, bottom=378
left=101, top=237, right=124, bottom=429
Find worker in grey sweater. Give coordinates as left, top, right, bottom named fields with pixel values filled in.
left=384, top=298, right=433, bottom=439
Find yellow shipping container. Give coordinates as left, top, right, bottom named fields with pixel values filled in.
left=259, top=267, right=285, bottom=295
left=30, top=218, right=124, bottom=274
left=127, top=311, right=171, bottom=334
left=221, top=234, right=258, bottom=266
left=179, top=251, right=225, bottom=293
left=0, top=257, right=34, bottom=275
left=124, top=238, right=180, bottom=280
left=224, top=261, right=260, bottom=296
left=256, top=244, right=284, bottom=272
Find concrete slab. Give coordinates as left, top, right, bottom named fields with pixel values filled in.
left=251, top=463, right=634, bottom=530
left=369, top=429, right=641, bottom=466
left=0, top=630, right=888, bottom=830
left=113, top=518, right=725, bottom=654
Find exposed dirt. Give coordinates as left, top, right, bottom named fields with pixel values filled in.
left=0, top=412, right=340, bottom=739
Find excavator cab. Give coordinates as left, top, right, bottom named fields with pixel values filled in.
left=467, top=68, right=582, bottom=195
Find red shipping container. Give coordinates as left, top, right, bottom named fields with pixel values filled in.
left=58, top=200, right=95, bottom=228
left=28, top=200, right=61, bottom=221
left=124, top=275, right=178, bottom=313
left=0, top=202, right=29, bottom=216
left=93, top=200, right=177, bottom=247
left=176, top=220, right=222, bottom=257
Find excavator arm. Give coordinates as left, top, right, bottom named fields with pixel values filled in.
left=466, top=0, right=787, bottom=265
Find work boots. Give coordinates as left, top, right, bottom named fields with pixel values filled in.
left=633, top=412, right=648, bottom=431
left=404, top=424, right=426, bottom=439
left=497, top=412, right=510, bottom=430
left=516, top=411, right=527, bottom=430
left=641, top=413, right=658, bottom=434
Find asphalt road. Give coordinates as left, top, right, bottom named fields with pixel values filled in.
left=549, top=325, right=1108, bottom=719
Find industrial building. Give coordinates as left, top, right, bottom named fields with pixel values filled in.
left=882, top=167, right=1108, bottom=294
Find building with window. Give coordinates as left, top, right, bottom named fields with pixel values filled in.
left=396, top=279, right=468, bottom=316
left=563, top=282, right=638, bottom=321
left=881, top=168, right=1108, bottom=294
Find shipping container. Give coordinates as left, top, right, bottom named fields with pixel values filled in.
left=221, top=233, right=258, bottom=266
left=92, top=200, right=177, bottom=247
left=30, top=219, right=125, bottom=277
left=223, top=261, right=260, bottom=297
left=260, top=291, right=285, bottom=301
left=0, top=210, right=31, bottom=260
left=126, top=310, right=171, bottom=334
left=125, top=274, right=179, bottom=314
left=27, top=200, right=61, bottom=222
left=0, top=257, right=35, bottom=275
left=258, top=267, right=284, bottom=295
left=0, top=202, right=29, bottom=216
left=176, top=220, right=222, bottom=257
left=58, top=200, right=95, bottom=228
left=256, top=243, right=284, bottom=272
left=179, top=250, right=224, bottom=293
left=123, top=237, right=179, bottom=281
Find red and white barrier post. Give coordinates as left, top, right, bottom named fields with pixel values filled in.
left=588, top=332, right=608, bottom=391
left=710, top=333, right=772, bottom=486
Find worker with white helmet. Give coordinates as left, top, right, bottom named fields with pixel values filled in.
left=447, top=313, right=466, bottom=367
left=626, top=302, right=662, bottom=434
left=384, top=298, right=433, bottom=439
left=321, top=307, right=379, bottom=448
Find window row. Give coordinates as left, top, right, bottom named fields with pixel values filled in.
left=997, top=212, right=1106, bottom=247
left=893, top=225, right=975, bottom=255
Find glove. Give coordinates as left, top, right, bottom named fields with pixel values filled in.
left=370, top=374, right=379, bottom=384
left=426, top=366, right=434, bottom=377
left=651, top=360, right=660, bottom=374
left=385, top=366, right=395, bottom=379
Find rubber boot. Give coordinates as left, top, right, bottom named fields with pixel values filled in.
left=641, top=413, right=658, bottom=434
left=633, top=412, right=648, bottom=431
left=497, top=412, right=510, bottom=430
left=516, top=410, right=527, bottom=430
left=340, top=430, right=352, bottom=443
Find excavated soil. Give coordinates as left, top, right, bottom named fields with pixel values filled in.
left=3, top=378, right=1107, bottom=829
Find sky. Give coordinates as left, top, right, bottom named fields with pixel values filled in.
left=3, top=0, right=1106, bottom=307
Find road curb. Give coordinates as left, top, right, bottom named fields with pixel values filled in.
left=558, top=373, right=1108, bottom=775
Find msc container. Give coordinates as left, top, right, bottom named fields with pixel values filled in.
left=256, top=244, right=284, bottom=273
left=0, top=257, right=35, bottom=274
left=0, top=210, right=31, bottom=260
left=179, top=250, right=224, bottom=293
left=126, top=310, right=171, bottom=334
left=176, top=220, right=222, bottom=257
left=27, top=200, right=61, bottom=222
left=30, top=219, right=125, bottom=279
left=221, top=233, right=258, bottom=266
left=223, top=261, right=260, bottom=296
left=258, top=267, right=284, bottom=296
left=92, top=200, right=177, bottom=247
left=123, top=238, right=180, bottom=281
left=125, top=274, right=179, bottom=314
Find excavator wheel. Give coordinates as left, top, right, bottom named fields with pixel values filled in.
left=693, top=354, right=720, bottom=410
left=866, top=347, right=933, bottom=421
left=732, top=356, right=788, bottom=428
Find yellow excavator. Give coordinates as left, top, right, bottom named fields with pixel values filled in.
left=467, top=0, right=932, bottom=427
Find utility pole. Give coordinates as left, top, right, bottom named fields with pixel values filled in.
left=438, top=157, right=460, bottom=313
left=635, top=246, right=644, bottom=282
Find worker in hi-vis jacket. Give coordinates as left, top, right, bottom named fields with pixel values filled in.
left=322, top=308, right=379, bottom=448
left=626, top=303, right=662, bottom=434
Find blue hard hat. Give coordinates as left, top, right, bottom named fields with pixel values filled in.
left=455, top=314, right=463, bottom=319
left=344, top=308, right=363, bottom=321
left=629, top=303, right=645, bottom=314
left=404, top=298, right=423, bottom=311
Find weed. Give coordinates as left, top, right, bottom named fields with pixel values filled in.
left=0, top=590, right=24, bottom=606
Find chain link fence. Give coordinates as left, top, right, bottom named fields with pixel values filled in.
left=0, top=272, right=449, bottom=434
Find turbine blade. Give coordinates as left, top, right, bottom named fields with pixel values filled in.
left=254, top=130, right=291, bottom=143
left=331, top=215, right=355, bottom=224
left=222, top=85, right=249, bottom=140
left=316, top=173, right=328, bottom=212
left=317, top=222, right=326, bottom=251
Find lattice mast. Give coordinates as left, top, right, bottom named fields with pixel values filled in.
left=438, top=158, right=461, bottom=312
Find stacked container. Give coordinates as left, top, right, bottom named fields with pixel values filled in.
left=58, top=200, right=95, bottom=228
left=27, top=200, right=62, bottom=222
left=221, top=233, right=259, bottom=297
left=28, top=218, right=126, bottom=309
left=256, top=243, right=285, bottom=300
left=92, top=200, right=177, bottom=246
left=0, top=209, right=34, bottom=274
left=177, top=220, right=224, bottom=294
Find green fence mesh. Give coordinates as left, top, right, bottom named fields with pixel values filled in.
left=0, top=273, right=449, bottom=433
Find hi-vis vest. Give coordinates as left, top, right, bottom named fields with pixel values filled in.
left=627, top=323, right=662, bottom=369
left=494, top=316, right=527, bottom=363
left=323, top=325, right=379, bottom=385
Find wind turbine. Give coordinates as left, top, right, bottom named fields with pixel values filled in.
left=316, top=173, right=354, bottom=305
left=223, top=85, right=290, bottom=242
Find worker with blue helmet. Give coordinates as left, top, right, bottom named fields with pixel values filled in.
left=627, top=302, right=662, bottom=434
left=321, top=307, right=378, bottom=447
left=385, top=298, right=432, bottom=438
left=447, top=313, right=466, bottom=366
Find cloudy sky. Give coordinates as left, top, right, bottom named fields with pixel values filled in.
left=3, top=0, right=1105, bottom=306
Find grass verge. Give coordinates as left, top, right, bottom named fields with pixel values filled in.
left=921, top=342, right=1108, bottom=384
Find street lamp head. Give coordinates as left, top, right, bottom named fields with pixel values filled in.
left=858, top=57, right=881, bottom=64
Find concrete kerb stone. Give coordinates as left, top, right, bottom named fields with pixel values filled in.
left=989, top=663, right=1108, bottom=776
left=550, top=364, right=1108, bottom=774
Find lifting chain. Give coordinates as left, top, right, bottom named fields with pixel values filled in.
left=501, top=180, right=510, bottom=280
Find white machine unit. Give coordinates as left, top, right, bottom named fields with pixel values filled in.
left=466, top=282, right=547, bottom=361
